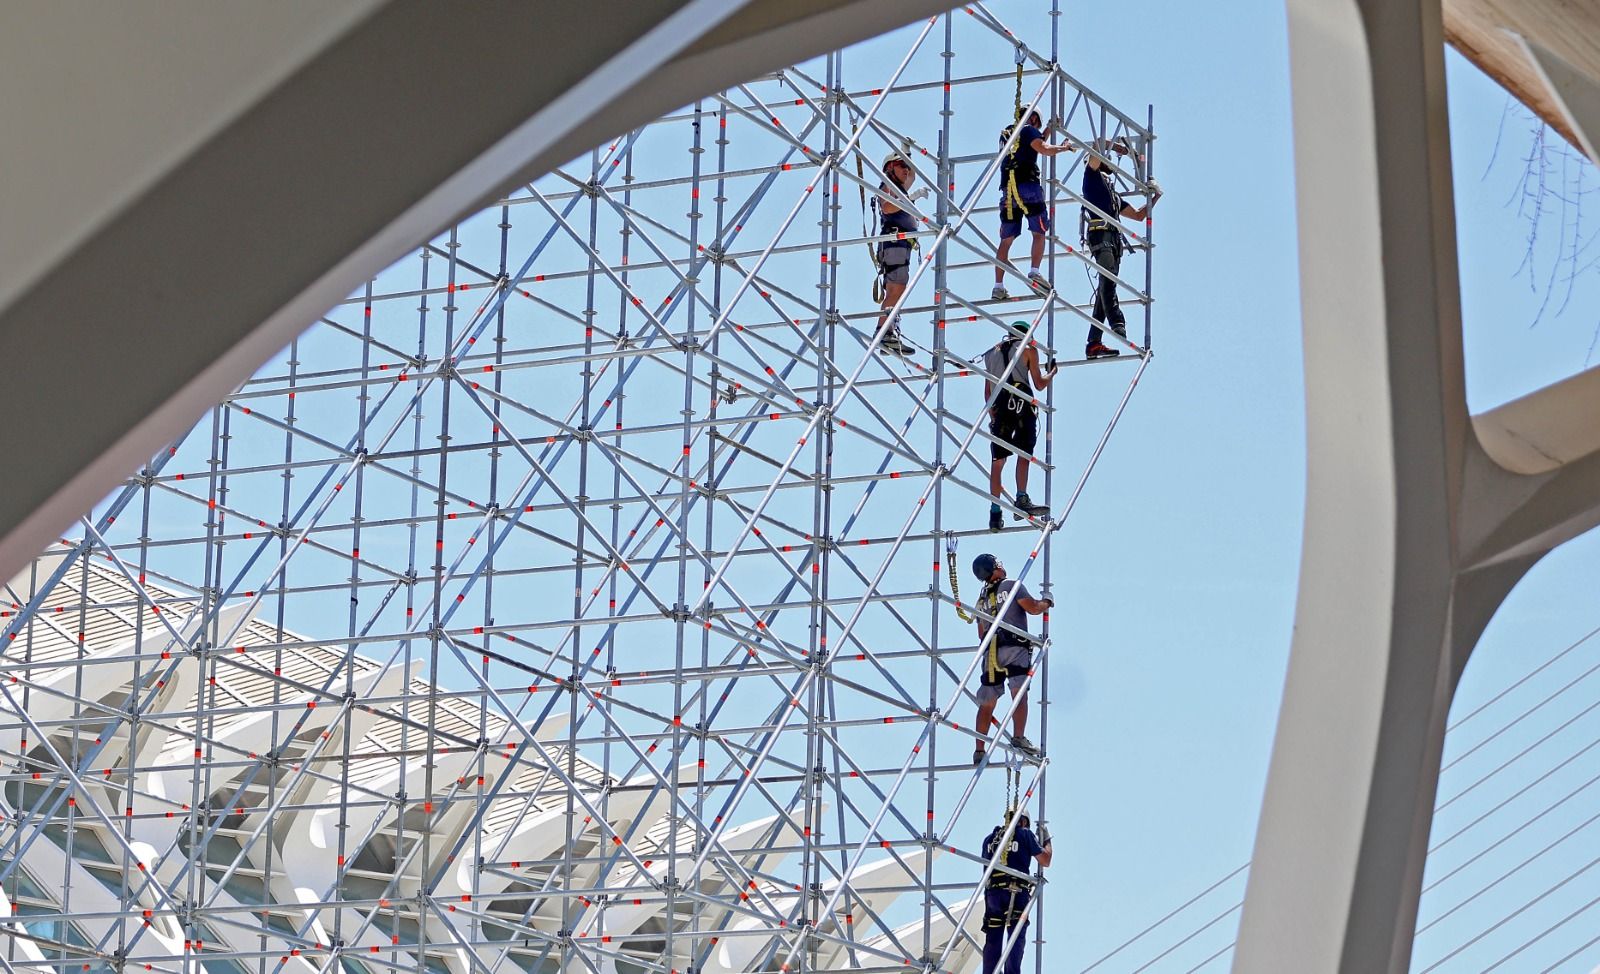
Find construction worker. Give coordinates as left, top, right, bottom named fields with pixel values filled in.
left=874, top=152, right=926, bottom=356
left=983, top=320, right=1056, bottom=531
left=981, top=813, right=1052, bottom=974
left=1082, top=137, right=1158, bottom=359
left=969, top=552, right=1052, bottom=765
left=992, top=111, right=1072, bottom=301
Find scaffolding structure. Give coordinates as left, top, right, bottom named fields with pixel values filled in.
left=0, top=5, right=1158, bottom=974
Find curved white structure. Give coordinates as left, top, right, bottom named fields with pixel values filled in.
left=0, top=557, right=974, bottom=974
left=1238, top=1, right=1600, bottom=971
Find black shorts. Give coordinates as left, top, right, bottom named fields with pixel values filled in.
left=990, top=397, right=1037, bottom=459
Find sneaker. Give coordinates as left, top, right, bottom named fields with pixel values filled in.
left=973, top=746, right=987, bottom=767
left=1026, top=270, right=1051, bottom=294
left=991, top=285, right=1010, bottom=301
left=1008, top=732, right=1038, bottom=756
left=1013, top=493, right=1049, bottom=520
left=1086, top=342, right=1120, bottom=360
left=879, top=328, right=911, bottom=356
left=989, top=508, right=1004, bottom=532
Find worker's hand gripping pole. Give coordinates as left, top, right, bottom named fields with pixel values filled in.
left=945, top=533, right=973, bottom=623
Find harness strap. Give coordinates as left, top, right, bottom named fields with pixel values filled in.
left=945, top=535, right=973, bottom=623
left=981, top=581, right=1008, bottom=684
left=1005, top=55, right=1029, bottom=221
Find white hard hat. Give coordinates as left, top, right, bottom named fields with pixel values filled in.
left=882, top=152, right=911, bottom=170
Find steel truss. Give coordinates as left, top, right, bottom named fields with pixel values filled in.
left=0, top=5, right=1156, bottom=974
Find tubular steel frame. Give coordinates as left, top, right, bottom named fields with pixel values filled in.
left=0, top=6, right=1157, bottom=974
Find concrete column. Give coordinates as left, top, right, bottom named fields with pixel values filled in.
left=1238, top=1, right=1600, bottom=969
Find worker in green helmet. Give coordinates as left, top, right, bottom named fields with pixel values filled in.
left=982, top=320, right=1056, bottom=531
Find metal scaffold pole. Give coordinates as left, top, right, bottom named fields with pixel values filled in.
left=0, top=6, right=1157, bottom=974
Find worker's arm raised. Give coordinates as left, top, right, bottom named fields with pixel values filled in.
left=877, top=178, right=927, bottom=215
left=1035, top=828, right=1053, bottom=868
left=1028, top=136, right=1072, bottom=158
left=1016, top=593, right=1054, bottom=615
left=1121, top=179, right=1161, bottom=222
left=1085, top=137, right=1129, bottom=171
left=1025, top=346, right=1053, bottom=390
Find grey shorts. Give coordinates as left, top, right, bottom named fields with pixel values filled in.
left=975, top=642, right=1031, bottom=704
left=879, top=240, right=912, bottom=286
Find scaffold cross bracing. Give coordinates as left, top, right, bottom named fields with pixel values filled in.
left=0, top=5, right=1156, bottom=974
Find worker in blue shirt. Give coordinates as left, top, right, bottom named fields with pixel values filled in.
left=1082, top=137, right=1158, bottom=359
left=992, top=111, right=1073, bottom=302
left=980, top=813, right=1053, bottom=974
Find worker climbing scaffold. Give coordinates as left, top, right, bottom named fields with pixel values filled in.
left=980, top=805, right=1052, bottom=974
left=983, top=319, right=1056, bottom=531
left=1082, top=137, right=1162, bottom=358
left=993, top=47, right=1074, bottom=301
left=966, top=551, right=1052, bottom=765
left=872, top=150, right=928, bottom=356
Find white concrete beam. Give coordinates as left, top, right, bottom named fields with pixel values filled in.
left=1241, top=2, right=1600, bottom=970
left=0, top=0, right=959, bottom=582
left=1236, top=0, right=1479, bottom=969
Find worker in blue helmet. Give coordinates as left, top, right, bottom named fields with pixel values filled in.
left=980, top=812, right=1052, bottom=974
left=982, top=320, right=1055, bottom=531
left=969, top=553, right=1052, bottom=765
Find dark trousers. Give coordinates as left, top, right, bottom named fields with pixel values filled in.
left=1085, top=228, right=1126, bottom=350
left=982, top=887, right=1031, bottom=974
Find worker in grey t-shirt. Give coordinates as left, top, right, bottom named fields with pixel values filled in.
left=969, top=552, right=1053, bottom=765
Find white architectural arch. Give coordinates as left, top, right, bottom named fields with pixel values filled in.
left=1236, top=0, right=1600, bottom=970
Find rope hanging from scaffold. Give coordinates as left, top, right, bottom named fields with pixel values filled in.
left=1013, top=45, right=1025, bottom=122
left=1002, top=45, right=1029, bottom=234
left=851, top=111, right=889, bottom=305
left=945, top=533, right=973, bottom=623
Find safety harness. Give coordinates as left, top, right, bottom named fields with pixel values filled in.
left=983, top=808, right=1036, bottom=933
left=1080, top=161, right=1125, bottom=241
left=1000, top=47, right=1044, bottom=227
left=984, top=336, right=1033, bottom=404
left=874, top=183, right=917, bottom=296
left=984, top=764, right=1034, bottom=931
left=978, top=578, right=1031, bottom=687
left=945, top=535, right=973, bottom=623
left=856, top=122, right=922, bottom=304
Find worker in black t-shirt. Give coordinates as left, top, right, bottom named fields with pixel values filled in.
left=1082, top=138, right=1158, bottom=359
left=980, top=813, right=1052, bottom=974
left=993, top=111, right=1073, bottom=302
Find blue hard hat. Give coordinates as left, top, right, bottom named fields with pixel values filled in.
left=971, top=552, right=998, bottom=581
